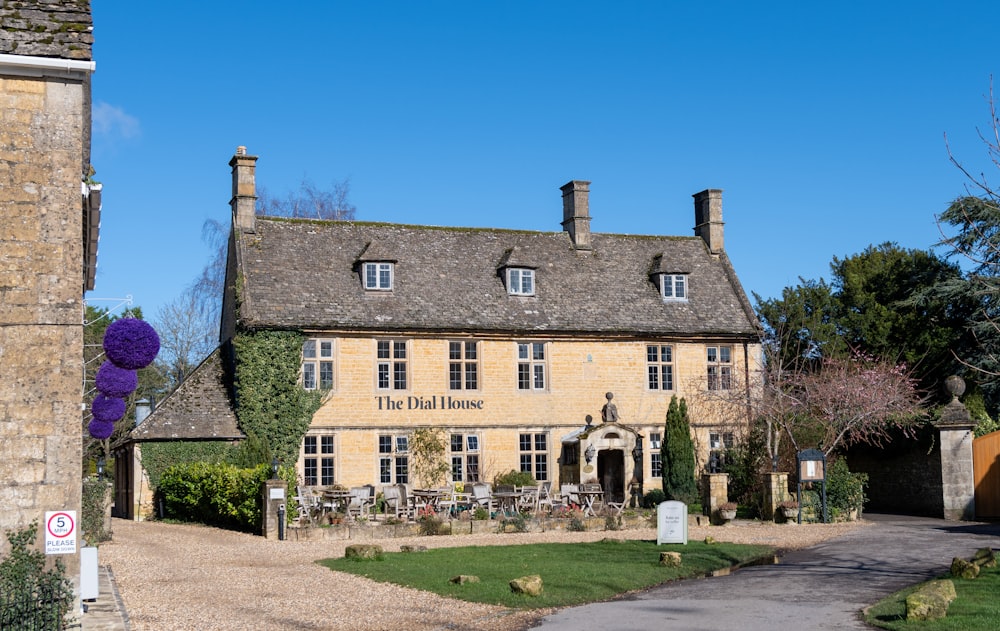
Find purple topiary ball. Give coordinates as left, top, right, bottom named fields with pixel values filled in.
left=103, top=318, right=160, bottom=370
left=88, top=418, right=115, bottom=440
left=91, top=394, right=126, bottom=423
left=95, top=360, right=138, bottom=398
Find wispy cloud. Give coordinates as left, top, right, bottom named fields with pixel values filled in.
left=93, top=101, right=140, bottom=140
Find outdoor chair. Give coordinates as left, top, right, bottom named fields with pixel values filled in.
left=347, top=486, right=374, bottom=520
left=470, top=483, right=495, bottom=513
left=382, top=484, right=413, bottom=520
left=517, top=485, right=539, bottom=512
left=536, top=481, right=558, bottom=513
left=294, top=486, right=322, bottom=525
left=561, top=483, right=581, bottom=508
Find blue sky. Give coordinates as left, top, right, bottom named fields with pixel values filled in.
left=88, top=1, right=1000, bottom=321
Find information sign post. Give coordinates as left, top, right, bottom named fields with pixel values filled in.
left=796, top=449, right=828, bottom=524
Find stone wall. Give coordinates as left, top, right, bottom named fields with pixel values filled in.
left=0, top=1, right=93, bottom=575
left=846, top=427, right=944, bottom=517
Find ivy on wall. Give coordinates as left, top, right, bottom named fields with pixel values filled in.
left=141, top=441, right=233, bottom=489
left=233, top=330, right=323, bottom=466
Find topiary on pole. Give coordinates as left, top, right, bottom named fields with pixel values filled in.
left=661, top=395, right=698, bottom=504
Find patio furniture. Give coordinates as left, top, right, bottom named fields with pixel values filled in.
left=517, top=485, right=539, bottom=512
left=536, top=481, right=558, bottom=513
left=347, top=486, right=374, bottom=520
left=382, top=484, right=413, bottom=520
left=294, top=486, right=322, bottom=525
left=560, top=483, right=581, bottom=508
left=470, top=483, right=495, bottom=513
left=578, top=484, right=604, bottom=517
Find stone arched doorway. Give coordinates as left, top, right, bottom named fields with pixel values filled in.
left=598, top=449, right=625, bottom=504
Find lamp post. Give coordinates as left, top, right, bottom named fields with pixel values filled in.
left=271, top=457, right=280, bottom=479
left=97, top=457, right=105, bottom=481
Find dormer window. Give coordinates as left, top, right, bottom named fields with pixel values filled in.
left=507, top=268, right=535, bottom=296
left=364, top=262, right=393, bottom=291
left=661, top=274, right=687, bottom=301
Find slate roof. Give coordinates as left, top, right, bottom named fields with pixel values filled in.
left=127, top=348, right=242, bottom=442
left=237, top=219, right=760, bottom=338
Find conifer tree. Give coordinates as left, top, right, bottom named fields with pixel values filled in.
left=661, top=395, right=697, bottom=504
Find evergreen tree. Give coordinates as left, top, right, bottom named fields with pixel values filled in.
left=661, top=396, right=697, bottom=504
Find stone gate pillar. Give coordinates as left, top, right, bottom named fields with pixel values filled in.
left=936, top=376, right=976, bottom=521
left=762, top=472, right=789, bottom=521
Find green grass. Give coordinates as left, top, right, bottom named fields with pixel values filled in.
left=320, top=539, right=773, bottom=609
left=865, top=564, right=1000, bottom=630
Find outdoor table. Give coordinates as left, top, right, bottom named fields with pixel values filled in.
left=411, top=489, right=447, bottom=514
left=322, top=489, right=352, bottom=515
left=576, top=488, right=604, bottom=516
left=493, top=490, right=524, bottom=515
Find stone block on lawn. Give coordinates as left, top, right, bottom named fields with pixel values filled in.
left=659, top=551, right=682, bottom=567
left=449, top=575, right=480, bottom=584
left=905, top=579, right=957, bottom=621
left=399, top=545, right=428, bottom=553
left=509, top=575, right=543, bottom=596
left=344, top=544, right=383, bottom=560
left=972, top=547, right=997, bottom=568
left=950, top=557, right=980, bottom=579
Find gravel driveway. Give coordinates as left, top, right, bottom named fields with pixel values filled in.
left=99, top=518, right=865, bottom=631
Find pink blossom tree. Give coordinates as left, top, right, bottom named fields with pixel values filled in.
left=783, top=353, right=926, bottom=456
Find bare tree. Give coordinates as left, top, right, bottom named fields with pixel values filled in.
left=939, top=77, right=1000, bottom=401
left=257, top=178, right=357, bottom=221
left=153, top=288, right=217, bottom=389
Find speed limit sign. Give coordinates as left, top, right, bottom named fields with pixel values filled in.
left=45, top=511, right=77, bottom=555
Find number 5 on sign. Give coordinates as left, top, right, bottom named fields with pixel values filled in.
left=45, top=511, right=77, bottom=555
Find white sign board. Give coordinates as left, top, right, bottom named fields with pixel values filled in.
left=269, top=487, right=285, bottom=500
left=45, top=511, right=77, bottom=555
left=657, top=501, right=688, bottom=545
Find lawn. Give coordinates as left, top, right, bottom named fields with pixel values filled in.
left=865, top=564, right=1000, bottom=630
left=320, top=538, right=774, bottom=609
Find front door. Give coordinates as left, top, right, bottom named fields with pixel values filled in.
left=597, top=450, right=625, bottom=504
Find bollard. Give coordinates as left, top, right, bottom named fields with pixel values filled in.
left=278, top=504, right=285, bottom=540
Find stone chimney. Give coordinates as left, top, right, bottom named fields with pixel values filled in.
left=693, top=189, right=724, bottom=254
left=560, top=180, right=592, bottom=250
left=229, top=145, right=258, bottom=234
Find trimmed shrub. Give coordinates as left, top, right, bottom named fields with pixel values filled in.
left=493, top=470, right=536, bottom=487
left=156, top=462, right=295, bottom=532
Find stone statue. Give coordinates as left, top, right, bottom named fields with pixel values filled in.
left=602, top=392, right=619, bottom=423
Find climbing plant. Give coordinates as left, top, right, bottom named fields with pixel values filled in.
left=232, top=330, right=323, bottom=465
left=410, top=428, right=451, bottom=488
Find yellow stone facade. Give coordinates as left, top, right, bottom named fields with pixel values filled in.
left=298, top=333, right=761, bottom=496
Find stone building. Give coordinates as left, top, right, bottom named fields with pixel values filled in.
left=118, top=147, right=762, bottom=516
left=0, top=0, right=98, bottom=579
left=225, top=148, right=761, bottom=502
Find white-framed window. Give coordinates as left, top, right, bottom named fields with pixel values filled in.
left=450, top=433, right=481, bottom=482
left=377, top=339, right=408, bottom=390
left=378, top=434, right=409, bottom=484
left=517, top=342, right=547, bottom=390
left=519, top=432, right=548, bottom=481
left=646, top=344, right=674, bottom=390
left=364, top=262, right=393, bottom=291
left=649, top=432, right=663, bottom=478
left=709, top=432, right=735, bottom=450
left=661, top=274, right=687, bottom=301
left=302, top=338, right=335, bottom=390
left=507, top=268, right=535, bottom=296
left=449, top=341, right=479, bottom=390
left=707, top=345, right=733, bottom=390
left=302, top=432, right=335, bottom=486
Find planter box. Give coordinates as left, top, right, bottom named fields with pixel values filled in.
left=470, top=520, right=495, bottom=534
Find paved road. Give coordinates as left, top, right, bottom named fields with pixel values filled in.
left=531, top=514, right=1000, bottom=630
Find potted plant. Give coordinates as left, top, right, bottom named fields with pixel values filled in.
left=778, top=500, right=799, bottom=520
left=717, top=502, right=737, bottom=522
